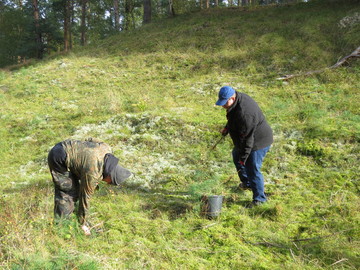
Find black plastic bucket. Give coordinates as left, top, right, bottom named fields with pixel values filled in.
left=200, top=195, right=224, bottom=219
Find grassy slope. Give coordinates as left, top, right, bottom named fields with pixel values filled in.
left=0, top=0, right=359, bottom=269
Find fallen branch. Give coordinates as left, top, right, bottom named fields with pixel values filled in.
left=243, top=237, right=288, bottom=249
left=330, top=258, right=349, bottom=266
left=201, top=222, right=219, bottom=230
left=277, top=46, right=360, bottom=80
left=290, top=248, right=297, bottom=261
left=252, top=239, right=287, bottom=249
left=330, top=46, right=360, bottom=68
left=245, top=230, right=351, bottom=249
left=89, top=222, right=104, bottom=230
left=290, top=229, right=351, bottom=243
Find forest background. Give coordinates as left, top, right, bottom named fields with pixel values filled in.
left=1, top=0, right=308, bottom=67
left=0, top=0, right=360, bottom=269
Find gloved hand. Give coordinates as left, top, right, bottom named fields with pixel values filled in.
left=81, top=224, right=91, bottom=236
left=220, top=127, right=229, bottom=136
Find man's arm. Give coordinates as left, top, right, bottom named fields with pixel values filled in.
left=239, top=114, right=257, bottom=164
left=77, top=170, right=101, bottom=227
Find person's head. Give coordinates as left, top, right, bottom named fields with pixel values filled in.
left=103, top=154, right=132, bottom=185
left=110, top=164, right=132, bottom=185
left=215, top=86, right=236, bottom=109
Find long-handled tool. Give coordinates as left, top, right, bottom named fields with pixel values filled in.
left=223, top=168, right=242, bottom=184
left=210, top=134, right=226, bottom=151
left=200, top=133, right=227, bottom=165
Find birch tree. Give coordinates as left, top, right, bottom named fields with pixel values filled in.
left=168, top=0, right=175, bottom=17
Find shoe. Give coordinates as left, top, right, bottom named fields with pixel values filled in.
left=252, top=200, right=265, bottom=206
left=238, top=182, right=251, bottom=191
left=245, top=200, right=265, bottom=209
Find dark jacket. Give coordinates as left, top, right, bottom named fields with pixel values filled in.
left=226, top=92, right=273, bottom=163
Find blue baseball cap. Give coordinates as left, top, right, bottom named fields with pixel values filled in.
left=215, top=86, right=235, bottom=106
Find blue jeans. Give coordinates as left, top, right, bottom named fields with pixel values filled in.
left=232, top=146, right=270, bottom=202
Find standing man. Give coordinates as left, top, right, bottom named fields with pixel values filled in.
left=48, top=138, right=132, bottom=235
left=215, top=86, right=273, bottom=206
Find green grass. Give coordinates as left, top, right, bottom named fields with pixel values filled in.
left=0, top=0, right=360, bottom=269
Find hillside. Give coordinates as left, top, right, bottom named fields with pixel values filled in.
left=0, top=0, right=359, bottom=269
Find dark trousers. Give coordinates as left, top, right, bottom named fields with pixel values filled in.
left=48, top=143, right=79, bottom=218
left=232, top=146, right=270, bottom=202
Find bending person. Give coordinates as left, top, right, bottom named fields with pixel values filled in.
left=48, top=138, right=132, bottom=235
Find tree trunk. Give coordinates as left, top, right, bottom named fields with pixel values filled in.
left=143, top=0, right=151, bottom=24
left=64, top=0, right=71, bottom=51
left=205, top=0, right=209, bottom=9
left=32, top=0, right=42, bottom=58
left=80, top=0, right=87, bottom=46
left=114, top=0, right=120, bottom=31
left=124, top=0, right=133, bottom=30
left=200, top=0, right=203, bottom=9
left=168, top=0, right=175, bottom=17
left=229, top=0, right=233, bottom=6
left=215, top=0, right=218, bottom=6
left=70, top=0, right=74, bottom=50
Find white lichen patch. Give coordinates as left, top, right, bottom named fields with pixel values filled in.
left=19, top=157, right=49, bottom=177
left=19, top=136, right=36, bottom=142
left=68, top=113, right=227, bottom=189
left=339, top=12, right=360, bottom=28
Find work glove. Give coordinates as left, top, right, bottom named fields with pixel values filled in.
left=220, top=127, right=229, bottom=136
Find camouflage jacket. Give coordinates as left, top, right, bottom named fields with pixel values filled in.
left=62, top=139, right=112, bottom=225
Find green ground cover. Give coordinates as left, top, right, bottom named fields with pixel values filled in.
left=0, top=0, right=359, bottom=269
